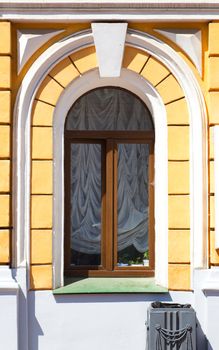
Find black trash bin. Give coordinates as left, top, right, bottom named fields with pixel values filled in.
left=146, top=302, right=196, bottom=350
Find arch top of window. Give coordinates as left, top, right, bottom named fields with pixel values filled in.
left=65, top=87, right=154, bottom=131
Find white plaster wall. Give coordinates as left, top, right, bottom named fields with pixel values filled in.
left=0, top=267, right=19, bottom=350
left=0, top=291, right=18, bottom=350
left=3, top=269, right=219, bottom=350
left=206, top=292, right=219, bottom=350
left=194, top=268, right=219, bottom=350
left=28, top=291, right=194, bottom=350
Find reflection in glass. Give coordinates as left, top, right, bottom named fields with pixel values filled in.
left=117, top=144, right=150, bottom=267
left=70, top=143, right=102, bottom=266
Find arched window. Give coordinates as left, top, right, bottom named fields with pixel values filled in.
left=64, top=87, right=154, bottom=277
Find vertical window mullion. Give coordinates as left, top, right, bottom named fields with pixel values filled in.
left=64, top=137, right=72, bottom=271
left=105, top=140, right=114, bottom=271
left=113, top=143, right=118, bottom=270
left=101, top=141, right=106, bottom=269
left=148, top=141, right=155, bottom=270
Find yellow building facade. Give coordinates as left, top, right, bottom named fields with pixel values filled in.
left=1, top=1, right=219, bottom=349
left=0, top=21, right=211, bottom=289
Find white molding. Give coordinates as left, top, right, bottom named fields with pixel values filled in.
left=13, top=28, right=207, bottom=290
left=201, top=267, right=219, bottom=292
left=53, top=69, right=168, bottom=288
left=1, top=1, right=219, bottom=21
left=155, top=29, right=202, bottom=75
left=17, top=29, right=64, bottom=74
left=3, top=14, right=219, bottom=23
left=214, top=126, right=219, bottom=249
left=1, top=0, right=219, bottom=6
left=91, top=23, right=127, bottom=77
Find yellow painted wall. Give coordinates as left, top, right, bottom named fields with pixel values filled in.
left=30, top=45, right=98, bottom=289
left=208, top=22, right=219, bottom=266
left=0, top=22, right=11, bottom=265
left=28, top=40, right=191, bottom=290
left=2, top=21, right=215, bottom=290
left=123, top=46, right=191, bottom=290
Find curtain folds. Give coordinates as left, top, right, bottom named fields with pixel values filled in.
left=66, top=88, right=153, bottom=255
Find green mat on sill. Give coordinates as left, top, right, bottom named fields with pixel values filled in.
left=53, top=277, right=168, bottom=294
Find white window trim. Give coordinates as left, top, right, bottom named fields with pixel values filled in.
left=13, top=28, right=207, bottom=290
left=53, top=69, right=168, bottom=288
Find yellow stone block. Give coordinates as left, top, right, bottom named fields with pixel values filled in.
left=168, top=230, right=190, bottom=263
left=123, top=46, right=149, bottom=72
left=36, top=76, right=63, bottom=106
left=157, top=75, right=184, bottom=104
left=209, top=57, right=219, bottom=90
left=208, top=92, right=219, bottom=125
left=166, top=98, right=189, bottom=125
left=49, top=57, right=79, bottom=88
left=168, top=161, right=189, bottom=194
left=141, top=56, right=170, bottom=86
left=31, top=161, right=53, bottom=194
left=31, top=230, right=52, bottom=264
left=168, top=264, right=190, bottom=290
left=0, top=125, right=10, bottom=158
left=209, top=23, right=219, bottom=55
left=32, top=100, right=54, bottom=126
left=210, top=230, right=219, bottom=264
left=32, top=127, right=53, bottom=159
left=0, top=230, right=9, bottom=263
left=0, top=23, right=11, bottom=54
left=30, top=265, right=52, bottom=290
left=168, top=126, right=189, bottom=160
left=209, top=126, right=214, bottom=159
left=0, top=57, right=11, bottom=88
left=0, top=91, right=10, bottom=124
left=31, top=195, right=52, bottom=229
left=210, top=195, right=215, bottom=229
left=210, top=160, right=214, bottom=194
left=70, top=46, right=97, bottom=74
left=0, top=160, right=10, bottom=192
left=0, top=195, right=10, bottom=226
left=168, top=195, right=190, bottom=229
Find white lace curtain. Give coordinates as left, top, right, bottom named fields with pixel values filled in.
left=65, top=88, right=154, bottom=255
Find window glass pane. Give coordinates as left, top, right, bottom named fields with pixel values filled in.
left=117, top=143, right=150, bottom=267
left=66, top=88, right=153, bottom=131
left=70, top=143, right=102, bottom=266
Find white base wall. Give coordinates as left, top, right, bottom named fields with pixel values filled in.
left=0, top=267, right=19, bottom=350
left=2, top=267, right=219, bottom=349
left=28, top=291, right=194, bottom=350
left=0, top=291, right=19, bottom=350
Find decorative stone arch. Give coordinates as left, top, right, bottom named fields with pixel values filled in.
left=52, top=69, right=167, bottom=288
left=13, top=28, right=207, bottom=289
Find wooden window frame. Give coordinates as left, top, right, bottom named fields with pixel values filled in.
left=64, top=130, right=155, bottom=277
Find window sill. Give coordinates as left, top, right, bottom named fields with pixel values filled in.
left=53, top=277, right=168, bottom=294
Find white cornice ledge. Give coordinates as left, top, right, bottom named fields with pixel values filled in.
left=2, top=1, right=219, bottom=22
left=1, top=0, right=219, bottom=8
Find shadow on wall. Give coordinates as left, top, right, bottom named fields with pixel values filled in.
left=27, top=291, right=210, bottom=350
left=27, top=292, right=44, bottom=350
